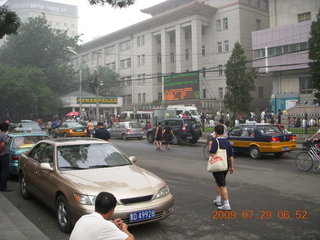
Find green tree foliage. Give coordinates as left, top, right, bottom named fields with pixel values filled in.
left=0, top=6, right=20, bottom=39
left=308, top=10, right=320, bottom=103
left=83, top=66, right=120, bottom=96
left=88, top=0, right=134, bottom=7
left=224, top=42, right=256, bottom=119
left=0, top=65, right=60, bottom=121
left=0, top=15, right=79, bottom=95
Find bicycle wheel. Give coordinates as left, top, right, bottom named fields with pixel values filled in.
left=203, top=143, right=210, bottom=160
left=295, top=151, right=314, bottom=171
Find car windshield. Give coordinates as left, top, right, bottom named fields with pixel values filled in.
left=190, top=110, right=199, bottom=115
left=183, top=119, right=197, bottom=126
left=129, top=123, right=142, bottom=128
left=12, top=136, right=49, bottom=149
left=67, top=122, right=83, bottom=128
left=20, top=123, right=42, bottom=131
left=257, top=125, right=282, bottom=135
left=57, top=143, right=131, bottom=170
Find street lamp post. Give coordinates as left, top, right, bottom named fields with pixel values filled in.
left=67, top=47, right=83, bottom=115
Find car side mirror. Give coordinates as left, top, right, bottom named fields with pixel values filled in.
left=129, top=156, right=137, bottom=163
left=40, top=162, right=53, bottom=171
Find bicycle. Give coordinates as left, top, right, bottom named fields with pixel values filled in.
left=295, top=139, right=320, bottom=171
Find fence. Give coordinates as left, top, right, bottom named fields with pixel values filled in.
left=284, top=113, right=320, bottom=134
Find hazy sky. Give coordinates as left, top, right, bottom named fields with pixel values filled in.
left=1, top=0, right=167, bottom=43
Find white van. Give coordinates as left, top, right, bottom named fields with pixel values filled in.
left=119, top=111, right=153, bottom=126
left=166, top=105, right=201, bottom=121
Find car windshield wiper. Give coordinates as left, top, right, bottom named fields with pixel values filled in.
left=59, top=166, right=88, bottom=170
left=89, top=165, right=111, bottom=168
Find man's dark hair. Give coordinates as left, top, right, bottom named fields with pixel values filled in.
left=97, top=122, right=104, bottom=126
left=165, top=121, right=169, bottom=125
left=214, top=124, right=224, bottom=135
left=0, top=123, right=9, bottom=132
left=95, top=192, right=117, bottom=214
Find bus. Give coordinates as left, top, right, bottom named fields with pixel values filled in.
left=119, top=111, right=154, bottom=126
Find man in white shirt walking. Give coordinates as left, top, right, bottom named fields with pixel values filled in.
left=70, top=192, right=135, bottom=240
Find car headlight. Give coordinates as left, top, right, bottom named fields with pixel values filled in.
left=74, top=193, right=96, bottom=205
left=155, top=185, right=170, bottom=199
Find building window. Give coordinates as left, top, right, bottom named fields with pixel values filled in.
left=218, top=65, right=223, bottom=75
left=120, top=60, right=125, bottom=69
left=223, top=18, right=228, bottom=30
left=157, top=73, right=162, bottom=83
left=158, top=92, right=162, bottom=101
left=218, top=87, right=223, bottom=99
left=170, top=52, right=175, bottom=63
left=202, top=67, right=206, bottom=77
left=300, top=77, right=312, bottom=94
left=138, top=93, right=141, bottom=103
left=137, top=36, right=140, bottom=47
left=202, top=45, right=206, bottom=56
left=142, top=73, right=146, bottom=85
left=142, top=93, right=146, bottom=103
left=141, top=54, right=145, bottom=65
left=256, top=19, right=262, bottom=30
left=258, top=87, right=264, bottom=98
left=185, top=49, right=189, bottom=60
left=157, top=53, right=161, bottom=63
left=224, top=40, right=229, bottom=52
left=217, top=42, right=222, bottom=53
left=216, top=19, right=221, bottom=32
left=137, top=55, right=141, bottom=65
left=203, top=89, right=207, bottom=99
left=127, top=76, right=132, bottom=86
left=298, top=12, right=311, bottom=22
left=105, top=45, right=115, bottom=56
left=137, top=74, right=141, bottom=85
left=141, top=35, right=145, bottom=45
left=120, top=40, right=131, bottom=52
left=126, top=58, right=131, bottom=68
left=127, top=95, right=132, bottom=105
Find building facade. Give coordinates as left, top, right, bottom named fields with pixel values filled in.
left=74, top=0, right=269, bottom=113
left=4, top=0, right=78, bottom=38
left=252, top=0, right=320, bottom=112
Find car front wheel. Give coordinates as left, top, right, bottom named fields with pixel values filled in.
left=249, top=146, right=261, bottom=159
left=56, top=195, right=72, bottom=233
left=147, top=133, right=154, bottom=143
left=19, top=173, right=32, bottom=200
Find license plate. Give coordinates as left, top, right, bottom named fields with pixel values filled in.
left=129, top=209, right=156, bottom=222
left=186, top=136, right=193, bottom=139
left=282, top=147, right=289, bottom=150
left=75, top=129, right=83, bottom=132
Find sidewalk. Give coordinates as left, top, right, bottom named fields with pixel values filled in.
left=0, top=192, right=49, bottom=240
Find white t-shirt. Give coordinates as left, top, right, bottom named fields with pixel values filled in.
left=69, top=212, right=128, bottom=240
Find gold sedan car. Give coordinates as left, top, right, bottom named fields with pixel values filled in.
left=53, top=121, right=87, bottom=138
left=18, top=138, right=173, bottom=233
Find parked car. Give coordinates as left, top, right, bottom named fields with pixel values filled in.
left=108, top=122, right=144, bottom=140
left=146, top=118, right=202, bottom=144
left=18, top=138, right=173, bottom=233
left=8, top=132, right=50, bottom=176
left=53, top=121, right=87, bottom=137
left=14, top=122, right=46, bottom=134
left=228, top=123, right=296, bottom=159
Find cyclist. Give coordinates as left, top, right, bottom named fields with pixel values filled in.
left=308, top=128, right=320, bottom=169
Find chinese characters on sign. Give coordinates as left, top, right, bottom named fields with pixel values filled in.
left=76, top=97, right=118, bottom=104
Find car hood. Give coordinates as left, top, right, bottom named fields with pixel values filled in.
left=60, top=165, right=164, bottom=201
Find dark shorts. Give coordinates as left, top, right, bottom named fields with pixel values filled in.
left=164, top=136, right=172, bottom=144
left=212, top=170, right=228, bottom=187
left=155, top=136, right=162, bottom=141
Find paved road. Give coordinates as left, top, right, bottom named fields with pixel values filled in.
left=3, top=139, right=320, bottom=240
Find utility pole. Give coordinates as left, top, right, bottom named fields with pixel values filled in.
left=95, top=71, right=100, bottom=121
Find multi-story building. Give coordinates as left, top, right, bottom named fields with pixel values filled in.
left=252, top=0, right=320, bottom=112
left=3, top=0, right=78, bottom=38
left=75, top=0, right=269, bottom=113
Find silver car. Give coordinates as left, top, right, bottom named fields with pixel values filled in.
left=18, top=138, right=173, bottom=233
left=109, top=122, right=144, bottom=140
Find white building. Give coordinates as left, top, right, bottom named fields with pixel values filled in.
left=74, top=0, right=270, bottom=113
left=252, top=0, right=320, bottom=112
left=3, top=0, right=78, bottom=38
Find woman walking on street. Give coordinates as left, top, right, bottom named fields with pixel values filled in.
left=210, top=124, right=234, bottom=210
left=155, top=122, right=163, bottom=151
left=163, top=121, right=175, bottom=150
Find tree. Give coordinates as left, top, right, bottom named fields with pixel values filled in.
left=0, top=6, right=20, bottom=39
left=224, top=41, right=256, bottom=120
left=0, top=15, right=79, bottom=95
left=0, top=65, right=60, bottom=121
left=83, top=66, right=120, bottom=96
left=88, top=0, right=134, bottom=7
left=308, top=9, right=320, bottom=104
